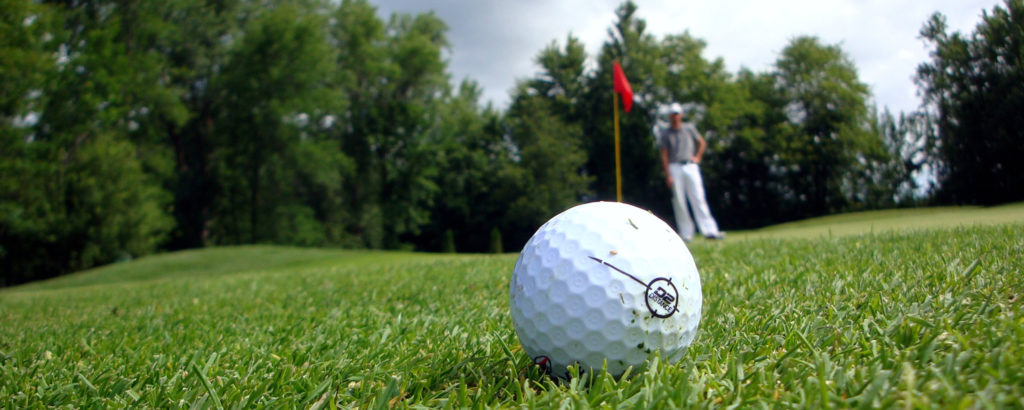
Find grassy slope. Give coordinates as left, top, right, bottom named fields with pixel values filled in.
left=14, top=246, right=425, bottom=292
left=1, top=206, right=1022, bottom=407
left=731, top=201, right=1024, bottom=240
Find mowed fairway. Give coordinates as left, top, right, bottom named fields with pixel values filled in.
left=731, top=201, right=1024, bottom=241
left=1, top=207, right=1022, bottom=407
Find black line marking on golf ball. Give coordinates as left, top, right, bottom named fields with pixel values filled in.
left=644, top=277, right=679, bottom=318
left=533, top=356, right=552, bottom=375
left=589, top=256, right=678, bottom=318
left=588, top=256, right=645, bottom=286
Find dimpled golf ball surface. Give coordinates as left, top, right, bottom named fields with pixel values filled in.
left=509, top=201, right=702, bottom=378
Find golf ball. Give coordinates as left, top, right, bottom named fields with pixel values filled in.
left=509, top=201, right=702, bottom=378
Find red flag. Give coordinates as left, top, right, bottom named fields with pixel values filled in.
left=612, top=61, right=633, bottom=113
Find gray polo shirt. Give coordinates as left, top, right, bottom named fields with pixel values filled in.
left=658, top=123, right=701, bottom=164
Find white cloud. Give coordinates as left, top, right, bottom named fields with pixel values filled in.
left=373, top=0, right=999, bottom=114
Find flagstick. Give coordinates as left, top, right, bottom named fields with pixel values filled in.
left=613, top=91, right=623, bottom=202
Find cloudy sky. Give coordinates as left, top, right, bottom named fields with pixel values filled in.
left=373, top=0, right=999, bottom=114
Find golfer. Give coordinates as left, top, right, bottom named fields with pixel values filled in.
left=658, top=103, right=725, bottom=241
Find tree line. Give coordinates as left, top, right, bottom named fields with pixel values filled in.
left=2, top=0, right=1021, bottom=286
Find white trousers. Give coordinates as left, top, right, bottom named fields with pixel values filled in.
left=668, top=163, right=721, bottom=239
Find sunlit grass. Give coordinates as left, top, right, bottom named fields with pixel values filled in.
left=730, top=201, right=1024, bottom=240
left=2, top=218, right=1022, bottom=407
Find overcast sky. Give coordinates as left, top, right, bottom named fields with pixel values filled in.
left=373, top=0, right=999, bottom=115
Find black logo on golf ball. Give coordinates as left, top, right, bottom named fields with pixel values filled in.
left=533, top=356, right=552, bottom=374
left=644, top=277, right=678, bottom=318
left=588, top=256, right=679, bottom=318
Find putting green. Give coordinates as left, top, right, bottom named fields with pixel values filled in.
left=726, top=202, right=1024, bottom=240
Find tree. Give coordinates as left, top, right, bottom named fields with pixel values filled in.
left=415, top=80, right=520, bottom=252
left=209, top=4, right=345, bottom=245
left=35, top=0, right=233, bottom=252
left=331, top=0, right=451, bottom=249
left=530, top=35, right=588, bottom=119
left=489, top=227, right=503, bottom=254
left=500, top=34, right=596, bottom=249
left=1, top=0, right=174, bottom=284
left=0, top=0, right=54, bottom=131
left=771, top=36, right=882, bottom=217
left=699, top=69, right=788, bottom=228
left=155, top=0, right=247, bottom=249
left=505, top=91, right=593, bottom=244
left=1, top=0, right=59, bottom=285
left=917, top=0, right=1024, bottom=204
left=868, top=108, right=931, bottom=206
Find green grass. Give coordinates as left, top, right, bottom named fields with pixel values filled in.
left=730, top=201, right=1024, bottom=240
left=1, top=208, right=1023, bottom=407
left=14, top=246, right=424, bottom=291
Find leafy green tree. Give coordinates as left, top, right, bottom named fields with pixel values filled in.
left=917, top=0, right=1024, bottom=204
left=502, top=33, right=600, bottom=244
left=154, top=0, right=247, bottom=249
left=1, top=0, right=175, bottom=285
left=530, top=35, right=589, bottom=120
left=209, top=4, right=345, bottom=245
left=330, top=0, right=451, bottom=249
left=1, top=135, right=172, bottom=285
left=38, top=0, right=189, bottom=180
left=1, top=0, right=61, bottom=285
left=56, top=134, right=174, bottom=270
left=700, top=69, right=788, bottom=228
left=771, top=36, right=883, bottom=217
left=489, top=227, right=503, bottom=254
left=329, top=0, right=388, bottom=248
left=868, top=108, right=930, bottom=206
left=441, top=229, right=456, bottom=253
left=376, top=12, right=451, bottom=249
left=415, top=80, right=520, bottom=252
left=0, top=0, right=55, bottom=130
left=505, top=90, right=593, bottom=243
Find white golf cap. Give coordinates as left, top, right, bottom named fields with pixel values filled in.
left=669, top=102, right=683, bottom=114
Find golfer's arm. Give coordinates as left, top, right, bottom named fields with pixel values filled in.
left=694, top=135, right=706, bottom=162
left=660, top=148, right=671, bottom=175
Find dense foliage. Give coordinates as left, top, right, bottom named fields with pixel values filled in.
left=1, top=0, right=1018, bottom=285
left=916, top=0, right=1024, bottom=205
